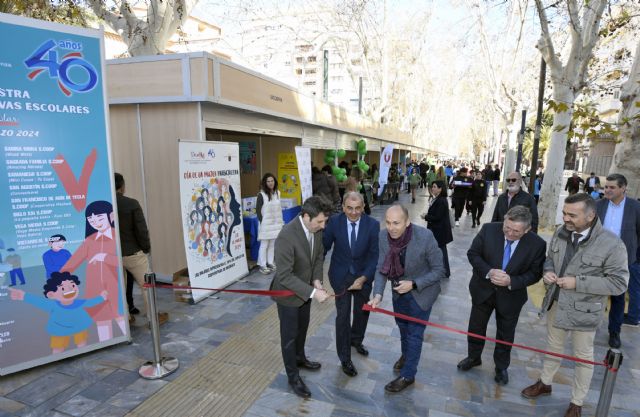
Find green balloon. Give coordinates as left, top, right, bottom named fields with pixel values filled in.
left=358, top=140, right=367, bottom=151
left=337, top=149, right=346, bottom=158
left=332, top=166, right=341, bottom=175
left=357, top=183, right=363, bottom=191
left=358, top=160, right=367, bottom=170
left=357, top=147, right=367, bottom=156
left=324, top=155, right=334, bottom=164
left=362, top=163, right=370, bottom=172
left=339, top=174, right=348, bottom=182
left=340, top=168, right=347, bottom=175
left=327, top=149, right=336, bottom=158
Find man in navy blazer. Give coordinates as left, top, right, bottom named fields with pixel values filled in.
left=323, top=192, right=379, bottom=377
left=458, top=206, right=546, bottom=386
left=597, top=173, right=640, bottom=349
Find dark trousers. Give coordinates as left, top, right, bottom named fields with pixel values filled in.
left=335, top=283, right=372, bottom=362
left=452, top=197, right=466, bottom=220
left=609, top=262, right=640, bottom=331
left=470, top=199, right=485, bottom=223
left=467, top=292, right=521, bottom=370
left=277, top=300, right=311, bottom=380
left=440, top=245, right=450, bottom=278
left=393, top=293, right=431, bottom=379
left=126, top=269, right=135, bottom=310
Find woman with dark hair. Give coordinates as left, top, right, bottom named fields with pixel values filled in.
left=424, top=181, right=453, bottom=278
left=225, top=185, right=242, bottom=257
left=203, top=239, right=213, bottom=257
left=62, top=200, right=124, bottom=341
left=256, top=173, right=284, bottom=274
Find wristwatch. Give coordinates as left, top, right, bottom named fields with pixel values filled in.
left=412, top=281, right=417, bottom=290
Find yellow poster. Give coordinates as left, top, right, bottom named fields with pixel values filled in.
left=278, top=153, right=301, bottom=204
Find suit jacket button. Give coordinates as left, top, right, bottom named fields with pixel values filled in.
left=587, top=309, right=591, bottom=313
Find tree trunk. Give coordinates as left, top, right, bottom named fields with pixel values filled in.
left=609, top=40, right=640, bottom=198
left=538, top=85, right=575, bottom=230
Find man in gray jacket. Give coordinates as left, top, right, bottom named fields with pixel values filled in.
left=368, top=204, right=445, bottom=393
left=521, top=193, right=628, bottom=417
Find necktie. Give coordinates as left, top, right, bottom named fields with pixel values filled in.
left=308, top=232, right=313, bottom=254
left=350, top=222, right=357, bottom=255
left=572, top=233, right=582, bottom=248
left=502, top=240, right=513, bottom=270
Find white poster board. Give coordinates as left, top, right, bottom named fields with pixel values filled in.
left=178, top=141, right=248, bottom=303
left=295, top=146, right=312, bottom=203
left=378, top=144, right=395, bottom=196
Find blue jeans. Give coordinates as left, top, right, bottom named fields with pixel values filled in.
left=10, top=268, right=25, bottom=285
left=392, top=293, right=431, bottom=379
left=609, top=262, right=640, bottom=332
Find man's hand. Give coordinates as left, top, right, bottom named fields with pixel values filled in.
left=393, top=280, right=414, bottom=294
left=312, top=280, right=323, bottom=290
left=89, top=253, right=107, bottom=264
left=543, top=271, right=558, bottom=285
left=557, top=276, right=576, bottom=290
left=368, top=294, right=382, bottom=309
left=313, top=288, right=329, bottom=303
left=347, top=276, right=367, bottom=291
left=490, top=270, right=511, bottom=287
left=9, top=288, right=25, bottom=301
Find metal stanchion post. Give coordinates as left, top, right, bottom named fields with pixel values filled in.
left=595, top=349, right=623, bottom=417
left=139, top=272, right=179, bottom=379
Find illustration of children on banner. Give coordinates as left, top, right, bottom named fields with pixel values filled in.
left=185, top=177, right=242, bottom=260
left=9, top=272, right=107, bottom=354
left=60, top=201, right=123, bottom=342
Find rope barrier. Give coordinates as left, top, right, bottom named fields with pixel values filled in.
left=143, top=283, right=347, bottom=298
left=363, top=304, right=609, bottom=368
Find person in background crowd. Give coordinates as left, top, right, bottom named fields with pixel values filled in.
left=270, top=196, right=332, bottom=398
left=492, top=165, right=501, bottom=196
left=450, top=167, right=473, bottom=227
left=256, top=173, right=285, bottom=274
left=469, top=171, right=487, bottom=228
left=436, top=165, right=448, bottom=191
left=584, top=172, right=600, bottom=194
left=425, top=181, right=453, bottom=278
left=426, top=165, right=437, bottom=198
left=311, top=166, right=332, bottom=203
left=321, top=165, right=342, bottom=213
left=408, top=167, right=421, bottom=204
left=564, top=172, right=584, bottom=195
left=521, top=193, right=628, bottom=417
left=369, top=204, right=445, bottom=393
left=596, top=173, right=640, bottom=348
left=445, top=164, right=454, bottom=187
left=533, top=175, right=542, bottom=203
left=482, top=164, right=493, bottom=197
left=419, top=160, right=429, bottom=188
left=459, top=206, right=546, bottom=386
left=323, top=192, right=379, bottom=377
left=590, top=185, right=601, bottom=200
left=492, top=172, right=539, bottom=233
left=114, top=173, right=168, bottom=326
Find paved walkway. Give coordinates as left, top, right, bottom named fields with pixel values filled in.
left=1, top=188, right=639, bottom=417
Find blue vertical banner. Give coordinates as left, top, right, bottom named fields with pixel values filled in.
left=0, top=13, right=127, bottom=375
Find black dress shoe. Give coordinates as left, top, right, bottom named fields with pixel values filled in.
left=495, top=368, right=509, bottom=385
left=393, top=355, right=405, bottom=372
left=609, top=331, right=621, bottom=349
left=297, top=358, right=321, bottom=370
left=129, top=307, right=140, bottom=315
left=352, top=343, right=369, bottom=356
left=289, top=376, right=311, bottom=398
left=457, top=356, right=482, bottom=371
left=341, top=360, right=358, bottom=377
left=384, top=376, right=415, bottom=393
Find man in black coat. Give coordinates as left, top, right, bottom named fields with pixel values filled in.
left=450, top=167, right=473, bottom=226
left=458, top=206, right=546, bottom=385
left=584, top=172, right=601, bottom=194
left=492, top=172, right=539, bottom=233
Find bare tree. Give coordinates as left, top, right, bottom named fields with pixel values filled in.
left=534, top=0, right=607, bottom=230
left=86, top=0, right=198, bottom=56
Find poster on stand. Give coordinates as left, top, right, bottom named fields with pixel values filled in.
left=294, top=146, right=312, bottom=203
left=0, top=13, right=127, bottom=375
left=378, top=144, right=395, bottom=196
left=178, top=141, right=248, bottom=303
left=278, top=153, right=301, bottom=204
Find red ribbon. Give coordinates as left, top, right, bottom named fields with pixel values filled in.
left=144, top=283, right=348, bottom=298
left=363, top=304, right=608, bottom=367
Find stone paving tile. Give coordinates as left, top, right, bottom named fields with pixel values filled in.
left=53, top=395, right=101, bottom=417
left=5, top=373, right=78, bottom=407
left=0, top=398, right=26, bottom=415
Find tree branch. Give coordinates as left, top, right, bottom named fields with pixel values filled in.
left=534, top=0, right=562, bottom=74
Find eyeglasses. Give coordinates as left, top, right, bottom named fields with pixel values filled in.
left=506, top=178, right=519, bottom=183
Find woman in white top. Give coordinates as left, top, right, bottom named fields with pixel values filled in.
left=256, top=173, right=284, bottom=274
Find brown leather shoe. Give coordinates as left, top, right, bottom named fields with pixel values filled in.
left=564, top=402, right=581, bottom=417
left=521, top=379, right=552, bottom=399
